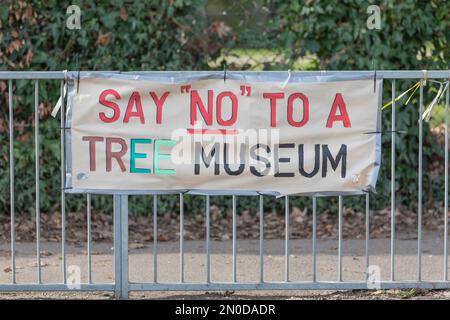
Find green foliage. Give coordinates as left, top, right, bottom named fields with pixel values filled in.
left=262, top=0, right=449, bottom=212
left=0, top=0, right=210, bottom=214
left=269, top=0, right=448, bottom=70
left=0, top=0, right=448, bottom=215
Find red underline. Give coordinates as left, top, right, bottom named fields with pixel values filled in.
left=186, top=128, right=239, bottom=135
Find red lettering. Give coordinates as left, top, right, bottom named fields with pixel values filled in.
left=82, top=136, right=104, bottom=171
left=263, top=93, right=284, bottom=127
left=287, top=93, right=309, bottom=127
left=190, top=90, right=213, bottom=125
left=216, top=91, right=238, bottom=126
left=99, top=89, right=121, bottom=123
left=106, top=137, right=128, bottom=172
left=124, top=92, right=145, bottom=124
left=326, top=93, right=351, bottom=128
left=150, top=91, right=170, bottom=124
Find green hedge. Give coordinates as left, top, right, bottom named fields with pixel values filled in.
left=266, top=0, right=449, bottom=213
left=0, top=0, right=448, bottom=216
left=0, top=0, right=209, bottom=214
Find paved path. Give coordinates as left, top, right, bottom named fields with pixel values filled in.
left=0, top=233, right=449, bottom=298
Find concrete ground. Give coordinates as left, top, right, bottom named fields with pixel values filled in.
left=0, top=232, right=450, bottom=299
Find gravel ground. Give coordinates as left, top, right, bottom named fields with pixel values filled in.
left=1, top=289, right=450, bottom=300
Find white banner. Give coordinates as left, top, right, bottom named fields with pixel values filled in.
left=66, top=74, right=382, bottom=196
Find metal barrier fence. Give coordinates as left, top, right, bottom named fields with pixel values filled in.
left=0, top=70, right=449, bottom=298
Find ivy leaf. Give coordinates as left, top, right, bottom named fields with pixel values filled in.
left=305, top=40, right=320, bottom=53
left=100, top=12, right=118, bottom=29
left=0, top=4, right=8, bottom=22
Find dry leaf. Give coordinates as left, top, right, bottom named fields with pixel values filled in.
left=24, top=48, right=33, bottom=66
left=7, top=39, right=22, bottom=53
left=96, top=31, right=111, bottom=47
left=129, top=243, right=145, bottom=249
left=28, top=262, right=49, bottom=267
left=120, top=8, right=128, bottom=21
left=209, top=21, right=231, bottom=39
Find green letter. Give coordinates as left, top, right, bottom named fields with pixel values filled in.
left=154, top=139, right=176, bottom=175
left=130, top=139, right=152, bottom=173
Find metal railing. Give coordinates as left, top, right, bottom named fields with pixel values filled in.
left=0, top=70, right=449, bottom=298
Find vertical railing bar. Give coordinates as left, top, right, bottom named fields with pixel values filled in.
left=9, top=80, right=15, bottom=284
left=417, top=79, right=423, bottom=281
left=60, top=79, right=66, bottom=283
left=34, top=80, right=41, bottom=284
left=338, top=196, right=343, bottom=282
left=391, top=79, right=396, bottom=281
left=120, top=195, right=129, bottom=299
left=285, top=196, right=289, bottom=282
left=153, top=194, right=158, bottom=283
left=87, top=193, right=92, bottom=284
left=259, top=195, right=264, bottom=283
left=444, top=77, right=449, bottom=281
left=232, top=195, right=237, bottom=283
left=312, top=196, right=317, bottom=283
left=179, top=193, right=184, bottom=283
left=206, top=195, right=211, bottom=283
left=113, top=195, right=122, bottom=298
left=365, top=193, right=370, bottom=281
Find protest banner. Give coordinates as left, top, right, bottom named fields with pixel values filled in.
left=65, top=73, right=382, bottom=196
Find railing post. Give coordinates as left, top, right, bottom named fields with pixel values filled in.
left=114, top=195, right=122, bottom=298
left=114, top=195, right=129, bottom=299
left=121, top=195, right=129, bottom=299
